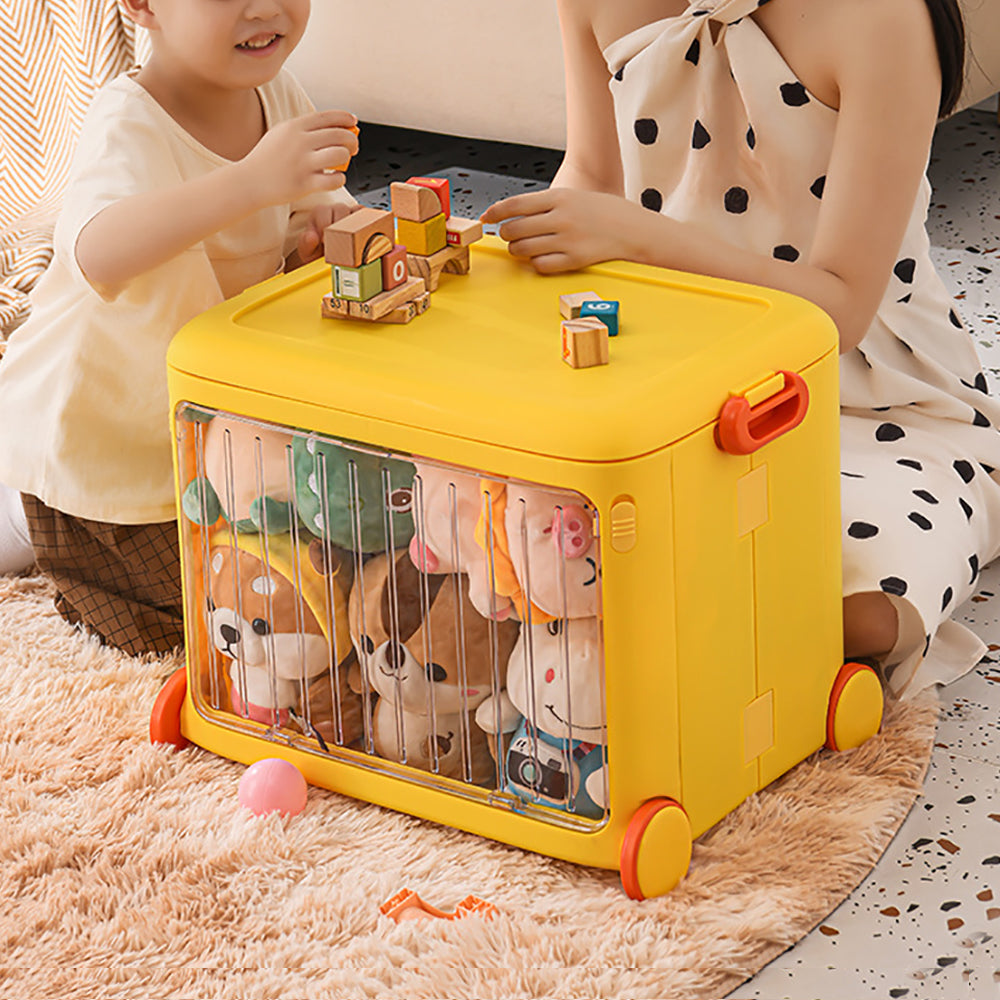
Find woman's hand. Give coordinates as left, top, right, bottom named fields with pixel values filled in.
left=481, top=187, right=647, bottom=274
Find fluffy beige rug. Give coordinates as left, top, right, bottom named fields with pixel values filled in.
left=0, top=571, right=939, bottom=1000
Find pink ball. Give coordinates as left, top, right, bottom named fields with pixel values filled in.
left=238, top=758, right=308, bottom=817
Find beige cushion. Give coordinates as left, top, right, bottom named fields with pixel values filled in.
left=293, top=1, right=999, bottom=142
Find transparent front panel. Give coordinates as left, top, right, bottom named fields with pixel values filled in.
left=175, top=406, right=608, bottom=827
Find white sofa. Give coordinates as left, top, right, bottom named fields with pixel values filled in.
left=289, top=0, right=999, bottom=148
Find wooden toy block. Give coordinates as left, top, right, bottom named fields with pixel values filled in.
left=559, top=291, right=601, bottom=320
left=390, top=182, right=441, bottom=223
left=396, top=213, right=447, bottom=257
left=580, top=298, right=620, bottom=336
left=380, top=244, right=410, bottom=291
left=561, top=316, right=609, bottom=369
left=379, top=291, right=431, bottom=324
left=406, top=243, right=469, bottom=291
left=332, top=123, right=361, bottom=172
left=321, top=287, right=429, bottom=325
left=445, top=217, right=483, bottom=247
left=362, top=232, right=394, bottom=263
left=353, top=276, right=427, bottom=320
left=442, top=245, right=470, bottom=275
left=407, top=176, right=450, bottom=218
left=333, top=259, right=383, bottom=301
left=324, top=207, right=395, bottom=267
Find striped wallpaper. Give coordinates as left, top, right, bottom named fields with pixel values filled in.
left=1, top=0, right=138, bottom=342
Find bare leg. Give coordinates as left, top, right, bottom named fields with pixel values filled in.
left=0, top=483, right=34, bottom=574
left=843, top=591, right=898, bottom=660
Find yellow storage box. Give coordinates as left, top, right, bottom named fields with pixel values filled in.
left=156, top=236, right=882, bottom=898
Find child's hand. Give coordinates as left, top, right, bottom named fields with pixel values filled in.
left=480, top=188, right=643, bottom=273
left=241, top=109, right=360, bottom=208
left=294, top=202, right=361, bottom=266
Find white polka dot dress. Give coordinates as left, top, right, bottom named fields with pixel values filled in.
left=605, top=0, right=1000, bottom=696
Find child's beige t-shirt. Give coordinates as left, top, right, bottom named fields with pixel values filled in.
left=0, top=70, right=354, bottom=525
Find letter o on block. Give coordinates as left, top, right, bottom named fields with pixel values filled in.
left=382, top=244, right=409, bottom=291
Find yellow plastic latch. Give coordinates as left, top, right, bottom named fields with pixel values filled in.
left=744, top=690, right=775, bottom=763
left=731, top=372, right=784, bottom=408
left=609, top=498, right=637, bottom=553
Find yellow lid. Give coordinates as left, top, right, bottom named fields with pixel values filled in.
left=167, top=237, right=836, bottom=463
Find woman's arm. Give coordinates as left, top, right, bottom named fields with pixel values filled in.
left=484, top=0, right=942, bottom=354
left=550, top=0, right=624, bottom=194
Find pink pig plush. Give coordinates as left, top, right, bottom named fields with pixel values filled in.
left=408, top=461, right=514, bottom=621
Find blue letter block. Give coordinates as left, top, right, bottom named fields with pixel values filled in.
left=580, top=299, right=619, bottom=336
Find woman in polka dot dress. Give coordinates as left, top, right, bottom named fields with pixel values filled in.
left=483, top=0, right=1000, bottom=697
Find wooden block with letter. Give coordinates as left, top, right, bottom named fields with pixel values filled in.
left=324, top=207, right=395, bottom=267
left=332, top=259, right=383, bottom=301
left=353, top=276, right=427, bottom=320
left=321, top=280, right=430, bottom=325
left=561, top=317, right=609, bottom=369
left=380, top=244, right=410, bottom=291
left=580, top=298, right=620, bottom=336
left=445, top=217, right=483, bottom=247
left=391, top=182, right=441, bottom=223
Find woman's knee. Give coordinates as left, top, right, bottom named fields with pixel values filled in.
left=843, top=591, right=898, bottom=659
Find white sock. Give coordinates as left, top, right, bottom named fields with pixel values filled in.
left=0, top=483, right=35, bottom=574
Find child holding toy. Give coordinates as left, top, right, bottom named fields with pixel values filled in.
left=0, top=0, right=358, bottom=655
left=483, top=0, right=1000, bottom=697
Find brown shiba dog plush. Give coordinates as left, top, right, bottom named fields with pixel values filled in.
left=206, top=532, right=362, bottom=748
left=348, top=549, right=520, bottom=784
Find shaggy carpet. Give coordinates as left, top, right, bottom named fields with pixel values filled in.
left=0, top=571, right=939, bottom=1000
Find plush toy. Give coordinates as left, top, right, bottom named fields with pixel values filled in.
left=475, top=481, right=600, bottom=623
left=348, top=548, right=520, bottom=783
left=182, top=415, right=297, bottom=532
left=408, top=461, right=514, bottom=621
left=292, top=434, right=416, bottom=553
left=182, top=418, right=417, bottom=554
left=205, top=531, right=362, bottom=748
left=476, top=616, right=607, bottom=818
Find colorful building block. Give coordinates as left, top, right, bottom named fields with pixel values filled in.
left=561, top=317, right=609, bottom=369
left=390, top=182, right=441, bottom=223
left=354, top=276, right=427, bottom=320
left=580, top=299, right=620, bottom=336
left=446, top=217, right=483, bottom=247
left=396, top=213, right=447, bottom=257
left=333, top=259, right=383, bottom=301
left=381, top=244, right=410, bottom=291
left=559, top=291, right=601, bottom=320
left=324, top=207, right=395, bottom=268
left=332, top=123, right=361, bottom=172
left=407, top=176, right=450, bottom=218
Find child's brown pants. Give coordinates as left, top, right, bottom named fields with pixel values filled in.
left=21, top=494, right=184, bottom=657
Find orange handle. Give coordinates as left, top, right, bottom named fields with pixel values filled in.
left=716, top=370, right=809, bottom=455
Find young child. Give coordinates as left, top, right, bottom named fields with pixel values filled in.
left=0, top=0, right=359, bottom=655
left=483, top=0, right=1000, bottom=697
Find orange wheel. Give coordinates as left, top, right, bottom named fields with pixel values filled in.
left=620, top=797, right=692, bottom=900
left=150, top=666, right=189, bottom=749
left=825, top=661, right=883, bottom=751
